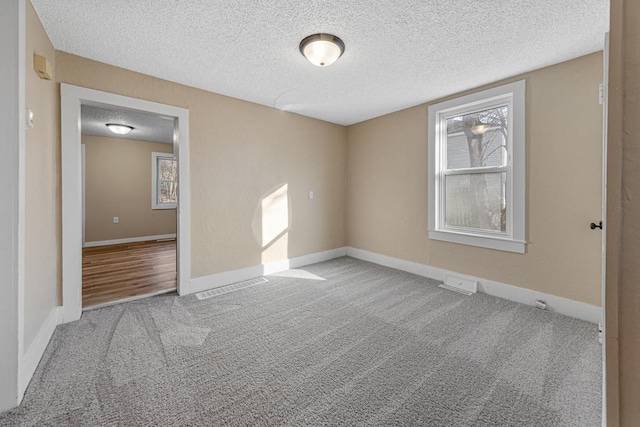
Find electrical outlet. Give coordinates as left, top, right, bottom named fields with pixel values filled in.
left=309, top=191, right=314, bottom=200
left=113, top=217, right=119, bottom=224
left=598, top=323, right=603, bottom=344
left=598, top=83, right=604, bottom=105
left=535, top=299, right=547, bottom=310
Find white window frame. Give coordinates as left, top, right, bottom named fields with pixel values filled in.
left=152, top=151, right=177, bottom=209
left=428, top=80, right=526, bottom=253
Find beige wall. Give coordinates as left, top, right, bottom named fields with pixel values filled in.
left=19, top=2, right=635, bottom=419
left=83, top=135, right=176, bottom=242
left=24, top=1, right=60, bottom=350
left=347, top=52, right=603, bottom=306
left=57, top=52, right=347, bottom=278
left=607, top=0, right=640, bottom=424
left=22, top=6, right=625, bottom=420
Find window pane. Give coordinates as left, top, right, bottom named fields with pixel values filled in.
left=446, top=106, right=508, bottom=169
left=445, top=172, right=506, bottom=232
left=159, top=158, right=177, bottom=182
left=158, top=181, right=177, bottom=204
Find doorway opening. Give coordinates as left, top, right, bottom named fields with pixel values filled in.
left=80, top=104, right=178, bottom=309
left=61, top=84, right=191, bottom=322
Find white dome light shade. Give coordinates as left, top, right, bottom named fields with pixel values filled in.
left=106, top=123, right=134, bottom=135
left=300, top=34, right=345, bottom=67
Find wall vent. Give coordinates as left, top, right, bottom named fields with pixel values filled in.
left=196, top=277, right=268, bottom=300
left=439, top=274, right=478, bottom=295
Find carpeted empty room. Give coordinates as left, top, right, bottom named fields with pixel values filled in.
left=3, top=0, right=617, bottom=424
left=0, top=258, right=601, bottom=426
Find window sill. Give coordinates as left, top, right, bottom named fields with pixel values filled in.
left=429, top=229, right=525, bottom=253
left=152, top=205, right=177, bottom=210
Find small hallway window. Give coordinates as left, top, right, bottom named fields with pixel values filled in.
left=152, top=152, right=177, bottom=209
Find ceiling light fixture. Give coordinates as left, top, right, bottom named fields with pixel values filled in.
left=299, top=33, right=345, bottom=67
left=106, top=123, right=134, bottom=135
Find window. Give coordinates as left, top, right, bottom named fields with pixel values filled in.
left=152, top=152, right=177, bottom=209
left=428, top=80, right=525, bottom=253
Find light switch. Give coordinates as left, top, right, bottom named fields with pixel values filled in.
left=25, top=108, right=34, bottom=128
left=308, top=191, right=314, bottom=200
left=113, top=217, right=119, bottom=224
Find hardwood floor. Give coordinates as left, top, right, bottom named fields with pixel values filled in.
left=82, top=240, right=176, bottom=308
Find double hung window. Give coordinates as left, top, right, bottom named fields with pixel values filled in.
left=428, top=80, right=525, bottom=253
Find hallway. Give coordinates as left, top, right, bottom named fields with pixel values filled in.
left=82, top=240, right=176, bottom=308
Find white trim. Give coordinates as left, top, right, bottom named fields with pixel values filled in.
left=190, top=247, right=347, bottom=294
left=151, top=151, right=177, bottom=210
left=0, top=0, right=26, bottom=411
left=83, top=288, right=176, bottom=311
left=428, top=230, right=525, bottom=253
left=61, top=84, right=191, bottom=323
left=16, top=0, right=27, bottom=407
left=83, top=234, right=177, bottom=247
left=346, top=247, right=601, bottom=324
left=60, top=86, right=83, bottom=322
left=600, top=32, right=609, bottom=427
left=20, top=307, right=60, bottom=396
left=81, top=144, right=86, bottom=245
left=428, top=80, right=526, bottom=253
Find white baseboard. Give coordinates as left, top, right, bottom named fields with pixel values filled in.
left=83, top=233, right=176, bottom=248
left=346, top=247, right=602, bottom=324
left=190, top=245, right=601, bottom=323
left=189, top=247, right=347, bottom=294
left=20, top=306, right=61, bottom=397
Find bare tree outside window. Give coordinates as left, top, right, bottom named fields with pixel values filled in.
left=444, top=105, right=508, bottom=232
left=158, top=158, right=177, bottom=204
left=152, top=152, right=177, bottom=209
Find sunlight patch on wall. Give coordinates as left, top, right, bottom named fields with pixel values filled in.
left=251, top=183, right=291, bottom=264
left=262, top=233, right=289, bottom=264
left=261, top=183, right=289, bottom=247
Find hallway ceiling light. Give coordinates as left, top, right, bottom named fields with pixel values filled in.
left=299, top=33, right=345, bottom=67
left=106, top=123, right=134, bottom=135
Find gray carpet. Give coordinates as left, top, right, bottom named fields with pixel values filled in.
left=0, top=257, right=601, bottom=426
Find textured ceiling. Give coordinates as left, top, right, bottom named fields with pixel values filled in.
left=33, top=0, right=609, bottom=126
left=81, top=105, right=174, bottom=144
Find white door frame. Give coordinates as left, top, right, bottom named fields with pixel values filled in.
left=60, top=84, right=191, bottom=322
left=81, top=144, right=85, bottom=246
left=600, top=32, right=609, bottom=427
left=0, top=0, right=26, bottom=411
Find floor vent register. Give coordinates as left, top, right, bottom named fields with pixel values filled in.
left=196, top=277, right=269, bottom=300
